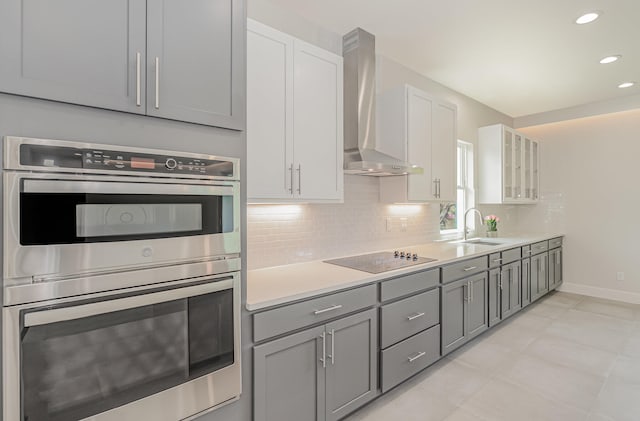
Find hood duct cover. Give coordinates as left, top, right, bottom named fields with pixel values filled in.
left=343, top=28, right=423, bottom=177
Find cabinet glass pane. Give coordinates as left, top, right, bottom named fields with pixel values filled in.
left=532, top=142, right=539, bottom=199
left=514, top=135, right=522, bottom=198
left=524, top=138, right=532, bottom=199
left=503, top=131, right=513, bottom=199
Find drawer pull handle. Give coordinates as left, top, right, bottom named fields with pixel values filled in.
left=536, top=246, right=546, bottom=250
left=408, top=351, right=426, bottom=363
left=407, top=312, right=425, bottom=321
left=492, top=259, right=502, bottom=263
left=313, top=304, right=343, bottom=315
left=463, top=266, right=477, bottom=272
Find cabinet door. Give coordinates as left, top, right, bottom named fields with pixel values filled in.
left=146, top=0, right=244, bottom=129
left=488, top=268, right=502, bottom=327
left=406, top=87, right=434, bottom=201
left=441, top=279, right=467, bottom=355
left=502, top=128, right=515, bottom=202
left=549, top=248, right=563, bottom=290
left=325, top=309, right=378, bottom=421
left=254, top=326, right=326, bottom=421
left=293, top=40, right=343, bottom=201
left=531, top=253, right=548, bottom=302
left=532, top=141, right=540, bottom=200
left=0, top=0, right=146, bottom=113
left=508, top=261, right=523, bottom=316
left=522, top=258, right=532, bottom=307
left=432, top=100, right=457, bottom=202
left=467, top=273, right=489, bottom=339
left=247, top=21, right=294, bottom=200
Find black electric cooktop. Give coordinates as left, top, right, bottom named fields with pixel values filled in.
left=324, top=251, right=437, bottom=274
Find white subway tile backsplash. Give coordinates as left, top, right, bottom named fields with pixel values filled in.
left=247, top=175, right=442, bottom=269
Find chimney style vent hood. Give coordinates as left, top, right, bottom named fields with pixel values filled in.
left=343, top=28, right=422, bottom=177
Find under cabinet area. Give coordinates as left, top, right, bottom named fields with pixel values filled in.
left=0, top=0, right=244, bottom=129
left=253, top=285, right=377, bottom=421
left=478, top=124, right=539, bottom=204
left=379, top=269, right=440, bottom=392
left=249, top=235, right=565, bottom=420
left=247, top=19, right=343, bottom=203
left=378, top=85, right=457, bottom=203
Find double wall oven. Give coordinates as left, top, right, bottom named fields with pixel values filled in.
left=2, top=136, right=242, bottom=421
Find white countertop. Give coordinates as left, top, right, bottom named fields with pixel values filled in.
left=247, top=233, right=563, bottom=311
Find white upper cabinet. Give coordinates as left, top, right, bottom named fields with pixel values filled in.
left=247, top=20, right=343, bottom=203
left=379, top=85, right=457, bottom=203
left=478, top=124, right=539, bottom=204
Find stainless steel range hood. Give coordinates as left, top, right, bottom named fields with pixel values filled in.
left=343, top=28, right=422, bottom=177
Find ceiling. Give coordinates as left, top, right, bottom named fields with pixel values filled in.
left=268, top=0, right=640, bottom=118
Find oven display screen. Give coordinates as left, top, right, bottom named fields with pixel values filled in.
left=130, top=157, right=155, bottom=169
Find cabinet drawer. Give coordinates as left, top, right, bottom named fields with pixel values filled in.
left=380, top=269, right=439, bottom=302
left=521, top=244, right=532, bottom=258
left=501, top=248, right=521, bottom=264
left=531, top=241, right=548, bottom=255
left=549, top=237, right=563, bottom=249
left=381, top=324, right=440, bottom=393
left=253, top=284, right=377, bottom=342
left=441, top=256, right=488, bottom=283
left=381, top=289, right=439, bottom=349
left=488, top=252, right=502, bottom=268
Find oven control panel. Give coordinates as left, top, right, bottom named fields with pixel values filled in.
left=19, top=143, right=235, bottom=177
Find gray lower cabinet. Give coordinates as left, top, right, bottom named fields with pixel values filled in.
left=488, top=269, right=501, bottom=327
left=531, top=252, right=549, bottom=302
left=253, top=309, right=378, bottom=421
left=522, top=257, right=532, bottom=307
left=501, top=260, right=522, bottom=319
left=549, top=248, right=563, bottom=290
left=0, top=0, right=244, bottom=129
left=441, top=272, right=488, bottom=355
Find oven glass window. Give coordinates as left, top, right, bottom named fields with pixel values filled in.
left=21, top=287, right=234, bottom=421
left=20, top=193, right=234, bottom=245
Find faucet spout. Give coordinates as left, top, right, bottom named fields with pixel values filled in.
left=463, top=208, right=484, bottom=241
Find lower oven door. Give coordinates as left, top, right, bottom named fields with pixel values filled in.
left=3, top=272, right=241, bottom=421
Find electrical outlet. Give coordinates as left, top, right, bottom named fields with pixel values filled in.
left=617, top=272, right=625, bottom=281
left=400, top=217, right=408, bottom=232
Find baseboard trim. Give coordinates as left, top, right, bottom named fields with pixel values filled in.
left=559, top=282, right=640, bottom=305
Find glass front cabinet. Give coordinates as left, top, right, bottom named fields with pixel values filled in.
left=478, top=124, right=539, bottom=204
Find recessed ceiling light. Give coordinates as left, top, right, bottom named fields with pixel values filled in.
left=599, top=55, right=621, bottom=64
left=618, top=82, right=635, bottom=89
left=575, top=11, right=601, bottom=24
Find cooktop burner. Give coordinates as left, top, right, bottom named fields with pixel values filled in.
left=324, top=251, right=437, bottom=274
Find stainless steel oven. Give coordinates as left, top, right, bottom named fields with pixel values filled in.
left=2, top=136, right=242, bottom=420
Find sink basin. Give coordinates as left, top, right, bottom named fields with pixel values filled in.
left=463, top=239, right=504, bottom=246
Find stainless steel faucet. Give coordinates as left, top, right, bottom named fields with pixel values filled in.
left=463, top=208, right=484, bottom=241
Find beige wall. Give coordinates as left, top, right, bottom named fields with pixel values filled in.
left=519, top=109, right=640, bottom=303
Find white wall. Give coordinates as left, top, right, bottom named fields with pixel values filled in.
left=246, top=1, right=516, bottom=269
left=518, top=109, right=640, bottom=303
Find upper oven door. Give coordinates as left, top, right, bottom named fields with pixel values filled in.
left=4, top=172, right=240, bottom=282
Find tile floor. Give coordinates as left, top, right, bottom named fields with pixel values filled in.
left=345, top=292, right=640, bottom=421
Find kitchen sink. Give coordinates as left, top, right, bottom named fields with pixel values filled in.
left=463, top=239, right=504, bottom=246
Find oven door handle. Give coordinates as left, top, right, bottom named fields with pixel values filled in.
left=22, top=179, right=234, bottom=196
left=23, top=277, right=234, bottom=327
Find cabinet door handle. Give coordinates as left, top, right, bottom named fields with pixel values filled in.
left=313, top=304, right=342, bottom=315
left=288, top=164, right=294, bottom=194
left=437, top=179, right=441, bottom=198
left=433, top=179, right=438, bottom=198
left=296, top=164, right=302, bottom=194
left=470, top=280, right=474, bottom=302
left=135, top=52, right=141, bottom=106
left=499, top=274, right=503, bottom=290
left=407, top=312, right=425, bottom=321
left=463, top=266, right=477, bottom=272
left=154, top=56, right=160, bottom=109
left=408, top=351, right=426, bottom=363
left=319, top=332, right=326, bottom=368
left=328, top=329, right=335, bottom=365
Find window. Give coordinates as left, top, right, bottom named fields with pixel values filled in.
left=440, top=141, right=474, bottom=232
